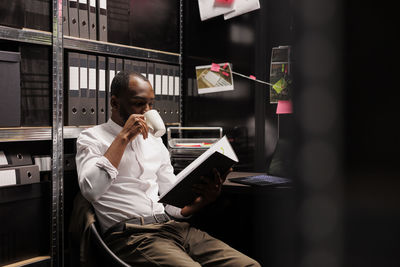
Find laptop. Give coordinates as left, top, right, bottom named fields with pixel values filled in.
left=228, top=174, right=291, bottom=187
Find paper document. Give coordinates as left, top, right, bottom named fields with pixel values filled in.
left=198, top=0, right=235, bottom=21
left=224, top=0, right=260, bottom=20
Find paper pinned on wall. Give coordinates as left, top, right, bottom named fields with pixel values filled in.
left=224, top=0, right=260, bottom=20
left=276, top=100, right=293, bottom=114
left=198, top=0, right=235, bottom=21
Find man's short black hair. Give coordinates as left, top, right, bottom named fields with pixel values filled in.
left=110, top=71, right=149, bottom=97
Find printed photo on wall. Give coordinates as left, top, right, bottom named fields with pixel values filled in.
left=196, top=63, right=234, bottom=94
left=269, top=46, right=292, bottom=103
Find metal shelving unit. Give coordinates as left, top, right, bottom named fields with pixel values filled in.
left=0, top=1, right=183, bottom=266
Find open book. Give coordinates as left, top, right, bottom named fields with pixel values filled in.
left=159, top=136, right=238, bottom=208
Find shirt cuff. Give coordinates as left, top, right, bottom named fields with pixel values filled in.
left=165, top=205, right=191, bottom=220
left=95, top=156, right=118, bottom=180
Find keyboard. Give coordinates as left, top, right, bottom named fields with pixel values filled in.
left=229, top=174, right=291, bottom=186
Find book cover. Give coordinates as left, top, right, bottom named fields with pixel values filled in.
left=159, top=136, right=238, bottom=208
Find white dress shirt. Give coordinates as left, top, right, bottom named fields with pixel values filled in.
left=76, top=119, right=185, bottom=232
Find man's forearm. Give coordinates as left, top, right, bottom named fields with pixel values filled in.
left=104, top=132, right=131, bottom=169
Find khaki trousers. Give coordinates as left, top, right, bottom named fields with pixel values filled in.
left=104, top=220, right=260, bottom=267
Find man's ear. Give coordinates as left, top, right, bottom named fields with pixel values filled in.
left=110, top=95, right=118, bottom=110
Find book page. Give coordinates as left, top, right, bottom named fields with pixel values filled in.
left=175, top=135, right=238, bottom=182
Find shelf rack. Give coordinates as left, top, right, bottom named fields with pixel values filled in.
left=0, top=2, right=183, bottom=266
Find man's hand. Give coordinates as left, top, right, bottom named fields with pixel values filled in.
left=180, top=167, right=233, bottom=217
left=120, top=114, right=149, bottom=141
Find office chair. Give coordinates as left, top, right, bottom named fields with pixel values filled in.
left=68, top=192, right=131, bottom=267
left=88, top=221, right=131, bottom=267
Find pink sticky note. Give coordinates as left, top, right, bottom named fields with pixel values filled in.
left=222, top=71, right=229, bottom=76
left=211, top=63, right=220, bottom=72
left=276, top=100, right=293, bottom=114
left=223, top=63, right=229, bottom=69
left=215, top=0, right=234, bottom=5
left=249, top=75, right=256, bottom=80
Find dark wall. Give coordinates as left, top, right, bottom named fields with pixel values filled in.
left=182, top=0, right=294, bottom=172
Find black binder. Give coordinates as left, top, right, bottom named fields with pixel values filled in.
left=0, top=51, right=21, bottom=127
left=63, top=0, right=70, bottom=35
left=161, top=64, right=170, bottom=123
left=87, top=55, right=97, bottom=125
left=116, top=58, right=123, bottom=74
left=78, top=0, right=89, bottom=39
left=173, top=65, right=180, bottom=123
left=107, top=0, right=129, bottom=44
left=0, top=150, right=32, bottom=168
left=79, top=53, right=89, bottom=125
left=154, top=63, right=164, bottom=121
left=124, top=59, right=133, bottom=72
left=0, top=165, right=40, bottom=186
left=107, top=57, right=116, bottom=120
left=146, top=62, right=156, bottom=110
left=68, top=0, right=79, bottom=37
left=97, top=56, right=107, bottom=124
left=97, top=0, right=108, bottom=41
left=88, top=0, right=97, bottom=40
left=168, top=65, right=175, bottom=123
left=67, top=52, right=80, bottom=125
left=19, top=45, right=51, bottom=126
left=0, top=0, right=24, bottom=28
left=138, top=61, right=147, bottom=78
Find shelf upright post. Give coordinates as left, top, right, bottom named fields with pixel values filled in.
left=51, top=0, right=64, bottom=266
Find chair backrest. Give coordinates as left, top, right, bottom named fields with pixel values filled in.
left=68, top=192, right=131, bottom=267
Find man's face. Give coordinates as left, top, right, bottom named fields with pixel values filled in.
left=115, top=76, right=155, bottom=124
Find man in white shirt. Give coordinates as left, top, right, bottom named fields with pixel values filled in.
left=76, top=71, right=260, bottom=266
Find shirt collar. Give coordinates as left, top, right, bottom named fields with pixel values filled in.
left=106, top=118, right=123, bottom=136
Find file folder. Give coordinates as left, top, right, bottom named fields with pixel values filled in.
left=88, top=0, right=97, bottom=39
left=24, top=0, right=51, bottom=31
left=107, top=57, right=116, bottom=119
left=87, top=54, right=97, bottom=125
left=124, top=58, right=133, bottom=72
left=173, top=65, right=181, bottom=123
left=108, top=0, right=129, bottom=44
left=0, top=165, right=40, bottom=187
left=79, top=53, right=89, bottom=125
left=97, top=56, right=107, bottom=124
left=68, top=0, right=79, bottom=37
left=78, top=0, right=89, bottom=39
left=161, top=64, right=170, bottom=123
left=97, top=0, right=108, bottom=41
left=0, top=0, right=24, bottom=29
left=0, top=150, right=33, bottom=168
left=63, top=0, right=70, bottom=35
left=138, top=61, right=147, bottom=78
left=146, top=62, right=156, bottom=110
left=20, top=45, right=51, bottom=126
left=67, top=52, right=80, bottom=125
left=154, top=63, right=164, bottom=121
left=116, top=58, right=123, bottom=74
left=0, top=51, right=21, bottom=127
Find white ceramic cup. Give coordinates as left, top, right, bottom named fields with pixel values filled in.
left=143, top=110, right=166, bottom=137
